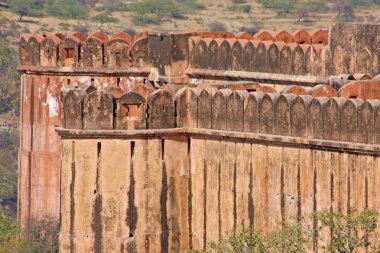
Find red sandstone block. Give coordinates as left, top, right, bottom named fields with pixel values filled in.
left=292, top=30, right=311, bottom=44
left=281, top=85, right=308, bottom=95
left=310, top=29, right=328, bottom=45
left=253, top=31, right=273, bottom=41
left=256, top=85, right=276, bottom=93
left=273, top=31, right=293, bottom=43
left=353, top=73, right=371, bottom=80
left=236, top=32, right=254, bottom=40
left=309, top=84, right=337, bottom=98
left=338, top=80, right=380, bottom=100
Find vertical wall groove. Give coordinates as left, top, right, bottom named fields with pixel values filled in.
left=70, top=141, right=75, bottom=253
left=203, top=158, right=207, bottom=249
left=160, top=139, right=168, bottom=253
left=93, top=142, right=103, bottom=253
left=28, top=77, right=35, bottom=228
left=126, top=141, right=137, bottom=252
left=187, top=138, right=193, bottom=249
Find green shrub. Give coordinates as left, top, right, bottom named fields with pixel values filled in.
left=8, top=0, right=43, bottom=21
left=227, top=4, right=251, bottom=12
left=132, top=15, right=162, bottom=25
left=0, top=213, right=59, bottom=253
left=47, top=0, right=88, bottom=19
left=189, top=209, right=379, bottom=253
left=267, top=222, right=310, bottom=253
left=91, top=12, right=119, bottom=23
left=314, top=208, right=378, bottom=252
left=131, top=0, right=185, bottom=19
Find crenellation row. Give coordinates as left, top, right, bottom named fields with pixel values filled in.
left=19, top=29, right=327, bottom=70
left=189, top=37, right=326, bottom=76
left=19, top=31, right=149, bottom=68
left=194, top=29, right=328, bottom=45
left=61, top=85, right=380, bottom=145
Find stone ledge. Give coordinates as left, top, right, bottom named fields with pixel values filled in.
left=187, top=69, right=329, bottom=86
left=17, top=65, right=151, bottom=76
left=55, top=127, right=380, bottom=155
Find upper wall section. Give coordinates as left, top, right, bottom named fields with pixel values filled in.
left=20, top=23, right=380, bottom=78
left=19, top=29, right=327, bottom=75
left=327, top=22, right=380, bottom=76
left=20, top=31, right=145, bottom=68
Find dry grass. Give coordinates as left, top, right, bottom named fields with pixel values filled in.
left=1, top=1, right=380, bottom=36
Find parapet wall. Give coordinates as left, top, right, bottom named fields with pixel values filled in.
left=61, top=85, right=380, bottom=145
left=189, top=35, right=326, bottom=76
left=20, top=23, right=380, bottom=80
left=19, top=31, right=148, bottom=68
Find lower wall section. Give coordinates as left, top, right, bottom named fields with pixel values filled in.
left=59, top=135, right=380, bottom=253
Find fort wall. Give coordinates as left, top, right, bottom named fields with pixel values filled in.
left=56, top=86, right=380, bottom=252
left=58, top=135, right=379, bottom=252
left=17, top=23, right=380, bottom=246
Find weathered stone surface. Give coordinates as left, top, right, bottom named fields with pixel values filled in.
left=309, top=84, right=337, bottom=98
left=338, top=80, right=380, bottom=100
left=105, top=85, right=124, bottom=99
left=198, top=88, right=215, bottom=128
left=267, top=42, right=280, bottom=73
left=290, top=95, right=312, bottom=137
left=27, top=35, right=44, bottom=66
left=19, top=34, right=32, bottom=65
left=281, top=85, right=308, bottom=95
left=219, top=39, right=233, bottom=70
left=322, top=97, right=345, bottom=141
left=175, top=87, right=200, bottom=128
left=81, top=34, right=107, bottom=67
left=236, top=32, right=254, bottom=40
left=147, top=89, right=175, bottom=129
left=279, top=44, right=292, bottom=74
left=340, top=99, right=361, bottom=142
left=273, top=31, right=293, bottom=43
left=358, top=100, right=379, bottom=144
left=117, top=91, right=146, bottom=130
left=207, top=39, right=219, bottom=70
left=329, top=22, right=380, bottom=76
left=59, top=35, right=83, bottom=67
left=62, top=85, right=96, bottom=129
left=310, top=29, right=328, bottom=45
left=308, top=97, right=327, bottom=139
left=132, top=84, right=154, bottom=100
left=254, top=31, right=273, bottom=41
left=242, top=41, right=255, bottom=72
left=226, top=90, right=247, bottom=131
left=232, top=40, right=244, bottom=71
left=192, top=38, right=207, bottom=69
left=131, top=35, right=149, bottom=68
left=106, top=32, right=131, bottom=68
left=256, top=42, right=268, bottom=72
left=83, top=90, right=115, bottom=130
left=274, top=94, right=295, bottom=136
left=211, top=89, right=230, bottom=130
left=244, top=92, right=264, bottom=132
left=40, top=35, right=61, bottom=67
left=292, top=30, right=311, bottom=44
left=356, top=48, right=372, bottom=74
left=259, top=93, right=277, bottom=134
left=291, top=44, right=307, bottom=75
left=374, top=103, right=380, bottom=143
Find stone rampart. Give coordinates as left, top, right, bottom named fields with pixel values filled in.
left=61, top=86, right=380, bottom=145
